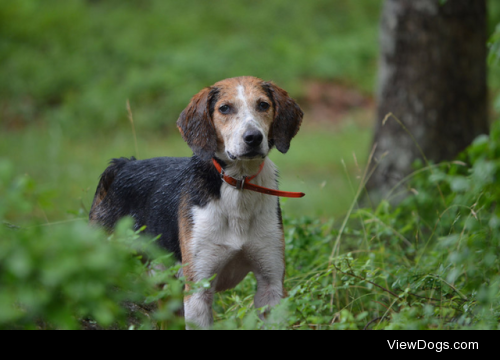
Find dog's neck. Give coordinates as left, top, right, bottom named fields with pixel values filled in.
left=214, top=152, right=267, bottom=179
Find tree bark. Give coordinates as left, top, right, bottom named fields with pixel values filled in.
left=367, top=0, right=489, bottom=203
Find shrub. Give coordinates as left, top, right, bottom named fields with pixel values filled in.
left=0, top=161, right=185, bottom=329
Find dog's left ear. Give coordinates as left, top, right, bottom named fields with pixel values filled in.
left=177, top=87, right=219, bottom=160
left=263, top=82, right=303, bottom=154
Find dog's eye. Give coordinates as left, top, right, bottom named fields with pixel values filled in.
left=258, top=102, right=270, bottom=111
left=219, top=105, right=231, bottom=114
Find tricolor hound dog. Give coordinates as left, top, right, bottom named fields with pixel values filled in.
left=89, top=76, right=304, bottom=328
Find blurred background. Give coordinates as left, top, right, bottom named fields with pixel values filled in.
left=1, top=0, right=499, bottom=222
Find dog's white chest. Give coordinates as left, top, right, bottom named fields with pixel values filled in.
left=192, top=184, right=279, bottom=249
left=189, top=188, right=283, bottom=293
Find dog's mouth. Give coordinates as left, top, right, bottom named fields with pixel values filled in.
left=227, top=150, right=265, bottom=160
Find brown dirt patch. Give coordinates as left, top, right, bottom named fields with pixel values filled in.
left=298, top=80, right=375, bottom=126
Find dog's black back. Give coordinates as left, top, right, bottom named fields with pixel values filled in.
left=89, top=156, right=223, bottom=260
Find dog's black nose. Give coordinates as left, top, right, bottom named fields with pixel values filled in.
left=243, top=130, right=263, bottom=147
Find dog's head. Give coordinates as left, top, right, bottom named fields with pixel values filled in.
left=177, top=76, right=303, bottom=161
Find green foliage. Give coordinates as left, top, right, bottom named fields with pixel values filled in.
left=0, top=0, right=382, bottom=133
left=0, top=161, right=185, bottom=329
left=1, top=0, right=498, bottom=134
left=3, top=120, right=500, bottom=329
left=2, top=122, right=500, bottom=329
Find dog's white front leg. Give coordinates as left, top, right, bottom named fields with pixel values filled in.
left=184, top=289, right=214, bottom=330
left=252, top=246, right=286, bottom=320
left=254, top=275, right=285, bottom=319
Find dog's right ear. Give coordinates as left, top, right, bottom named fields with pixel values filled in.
left=262, top=82, right=303, bottom=154
left=177, top=87, right=219, bottom=161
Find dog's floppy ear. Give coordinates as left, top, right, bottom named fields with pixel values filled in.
left=177, top=87, right=219, bottom=160
left=263, top=82, right=303, bottom=154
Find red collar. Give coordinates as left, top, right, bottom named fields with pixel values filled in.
left=212, top=158, right=305, bottom=198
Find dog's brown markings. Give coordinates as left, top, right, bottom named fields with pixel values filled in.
left=280, top=234, right=288, bottom=298
left=89, top=160, right=126, bottom=224
left=178, top=191, right=195, bottom=296
left=89, top=177, right=112, bottom=218
left=275, top=204, right=288, bottom=298
left=176, top=87, right=218, bottom=160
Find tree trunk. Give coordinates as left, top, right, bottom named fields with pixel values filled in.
left=367, top=0, right=489, bottom=203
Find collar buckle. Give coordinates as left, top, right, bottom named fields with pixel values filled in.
left=234, top=176, right=246, bottom=190
left=219, top=167, right=246, bottom=190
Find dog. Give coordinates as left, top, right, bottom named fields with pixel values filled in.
left=89, top=76, right=304, bottom=328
